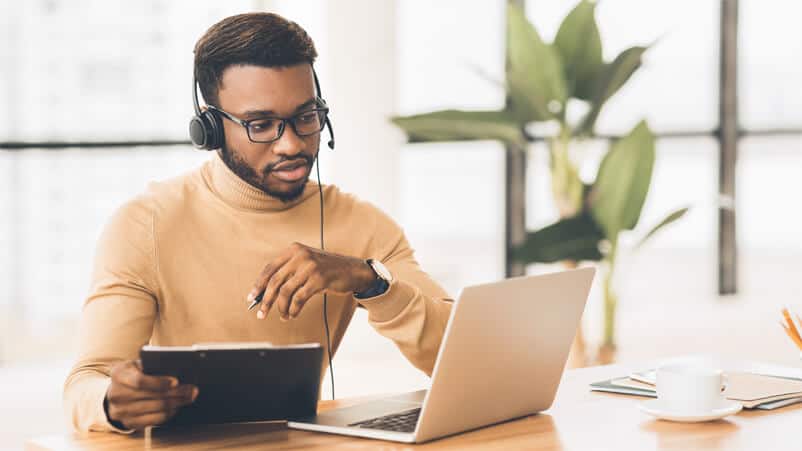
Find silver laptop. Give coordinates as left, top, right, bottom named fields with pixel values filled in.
left=288, top=267, right=595, bottom=443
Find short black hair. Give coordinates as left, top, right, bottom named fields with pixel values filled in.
left=194, top=12, right=318, bottom=106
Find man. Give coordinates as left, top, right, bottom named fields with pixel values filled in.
left=64, top=12, right=452, bottom=433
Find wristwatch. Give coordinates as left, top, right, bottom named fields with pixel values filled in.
left=354, top=259, right=393, bottom=299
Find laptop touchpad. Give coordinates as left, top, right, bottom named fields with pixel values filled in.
left=312, top=399, right=422, bottom=426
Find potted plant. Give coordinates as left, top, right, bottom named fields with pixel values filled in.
left=391, top=1, right=687, bottom=363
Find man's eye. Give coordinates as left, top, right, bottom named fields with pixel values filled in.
left=250, top=119, right=275, bottom=131
left=297, top=112, right=317, bottom=123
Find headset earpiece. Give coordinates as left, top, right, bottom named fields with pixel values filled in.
left=189, top=73, right=223, bottom=151
left=189, top=109, right=223, bottom=151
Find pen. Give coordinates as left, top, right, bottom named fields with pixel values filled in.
left=247, top=291, right=264, bottom=311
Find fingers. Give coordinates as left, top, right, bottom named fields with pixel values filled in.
left=250, top=242, right=331, bottom=320
left=108, top=392, right=197, bottom=423
left=247, top=251, right=294, bottom=306
left=107, top=360, right=200, bottom=430
left=113, top=361, right=178, bottom=392
left=275, top=265, right=315, bottom=320
left=248, top=262, right=280, bottom=306
left=288, top=274, right=325, bottom=319
left=113, top=383, right=196, bottom=402
left=258, top=260, right=296, bottom=319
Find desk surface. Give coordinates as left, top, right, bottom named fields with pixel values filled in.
left=26, top=360, right=802, bottom=450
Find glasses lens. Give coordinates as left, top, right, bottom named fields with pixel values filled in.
left=293, top=110, right=326, bottom=136
left=248, top=118, right=281, bottom=142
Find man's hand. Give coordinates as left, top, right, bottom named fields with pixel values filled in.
left=105, top=360, right=198, bottom=430
left=247, top=242, right=377, bottom=320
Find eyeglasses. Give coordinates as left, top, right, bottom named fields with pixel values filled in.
left=207, top=104, right=329, bottom=144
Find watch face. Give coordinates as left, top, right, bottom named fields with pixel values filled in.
left=370, top=260, right=393, bottom=282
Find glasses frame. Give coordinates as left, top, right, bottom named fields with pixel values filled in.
left=207, top=104, right=330, bottom=144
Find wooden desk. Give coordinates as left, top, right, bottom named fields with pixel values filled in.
left=26, top=360, right=802, bottom=450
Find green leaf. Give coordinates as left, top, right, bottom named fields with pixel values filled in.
left=506, top=4, right=567, bottom=122
left=577, top=46, right=648, bottom=135
left=512, top=213, right=605, bottom=264
left=634, top=206, right=690, bottom=250
left=553, top=0, right=604, bottom=101
left=391, top=109, right=525, bottom=146
left=589, top=120, right=656, bottom=239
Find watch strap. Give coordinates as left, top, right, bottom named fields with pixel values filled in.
left=354, top=276, right=389, bottom=299
left=354, top=259, right=390, bottom=299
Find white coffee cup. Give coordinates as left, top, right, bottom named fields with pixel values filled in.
left=656, top=364, right=727, bottom=413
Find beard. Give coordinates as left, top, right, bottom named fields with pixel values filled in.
left=219, top=144, right=315, bottom=203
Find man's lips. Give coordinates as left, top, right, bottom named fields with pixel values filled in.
left=271, top=160, right=310, bottom=182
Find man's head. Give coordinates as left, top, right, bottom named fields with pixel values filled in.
left=194, top=13, right=322, bottom=202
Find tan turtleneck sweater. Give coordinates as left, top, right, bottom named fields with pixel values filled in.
left=63, top=154, right=453, bottom=433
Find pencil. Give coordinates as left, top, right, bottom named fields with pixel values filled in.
left=781, top=308, right=802, bottom=351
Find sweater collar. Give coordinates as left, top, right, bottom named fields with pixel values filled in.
left=205, top=152, right=317, bottom=212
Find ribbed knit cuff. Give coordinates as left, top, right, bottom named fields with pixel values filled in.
left=357, top=279, right=418, bottom=323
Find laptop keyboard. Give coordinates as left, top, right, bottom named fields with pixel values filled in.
left=348, top=407, right=421, bottom=433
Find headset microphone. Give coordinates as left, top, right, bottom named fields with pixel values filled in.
left=312, top=70, right=335, bottom=151
left=326, top=118, right=335, bottom=150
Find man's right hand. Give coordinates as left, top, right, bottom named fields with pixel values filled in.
left=105, top=360, right=198, bottom=430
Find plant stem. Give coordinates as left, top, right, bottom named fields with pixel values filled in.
left=549, top=124, right=582, bottom=218
left=602, top=239, right=618, bottom=348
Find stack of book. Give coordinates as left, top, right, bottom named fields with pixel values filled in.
left=591, top=369, right=802, bottom=410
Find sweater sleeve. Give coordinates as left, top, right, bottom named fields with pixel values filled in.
left=356, top=208, right=453, bottom=376
left=63, top=197, right=159, bottom=433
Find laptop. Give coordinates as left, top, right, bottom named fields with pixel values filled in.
left=288, top=267, right=595, bottom=443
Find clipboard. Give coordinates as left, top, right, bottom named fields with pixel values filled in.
left=140, top=342, right=323, bottom=426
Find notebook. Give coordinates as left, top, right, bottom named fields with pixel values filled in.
left=591, top=368, right=802, bottom=410
left=140, top=342, right=323, bottom=426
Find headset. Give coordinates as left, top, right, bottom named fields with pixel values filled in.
left=189, top=66, right=337, bottom=399
left=189, top=67, right=335, bottom=151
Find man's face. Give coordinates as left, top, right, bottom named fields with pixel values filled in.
left=216, top=64, right=320, bottom=202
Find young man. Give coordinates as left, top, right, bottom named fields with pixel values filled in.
left=64, top=12, right=452, bottom=433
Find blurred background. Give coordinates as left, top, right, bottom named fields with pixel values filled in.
left=2, top=0, right=801, bottom=448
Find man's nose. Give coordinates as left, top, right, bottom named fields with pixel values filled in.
left=271, top=123, right=305, bottom=157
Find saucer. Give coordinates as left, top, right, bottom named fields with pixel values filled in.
left=638, top=399, right=742, bottom=423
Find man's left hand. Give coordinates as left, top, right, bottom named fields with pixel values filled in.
left=247, top=242, right=377, bottom=320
